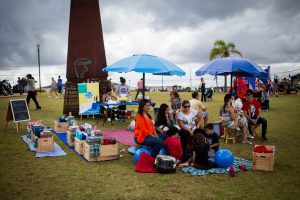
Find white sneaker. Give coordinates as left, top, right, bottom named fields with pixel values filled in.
left=247, top=134, right=254, bottom=139
left=107, top=118, right=111, bottom=122
left=56, top=96, right=59, bottom=99
left=243, top=140, right=252, bottom=144
left=48, top=96, right=51, bottom=98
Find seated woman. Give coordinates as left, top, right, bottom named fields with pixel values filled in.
left=221, top=93, right=252, bottom=144
left=169, top=90, right=181, bottom=123
left=177, top=100, right=202, bottom=161
left=134, top=99, right=163, bottom=158
left=155, top=103, right=173, bottom=140
left=190, top=129, right=216, bottom=170
left=101, top=88, right=117, bottom=121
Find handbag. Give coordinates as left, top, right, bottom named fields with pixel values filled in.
left=154, top=155, right=176, bottom=173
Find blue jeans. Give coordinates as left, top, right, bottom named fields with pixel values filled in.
left=134, top=136, right=163, bottom=158
left=247, top=117, right=268, bottom=138
left=157, top=133, right=168, bottom=141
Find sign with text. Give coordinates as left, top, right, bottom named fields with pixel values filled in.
left=7, top=99, right=30, bottom=122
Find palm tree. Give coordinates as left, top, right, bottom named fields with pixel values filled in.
left=209, top=40, right=243, bottom=91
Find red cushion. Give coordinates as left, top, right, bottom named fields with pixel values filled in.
left=135, top=152, right=157, bottom=173
left=254, top=145, right=273, bottom=153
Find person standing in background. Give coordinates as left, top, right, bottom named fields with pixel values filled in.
left=49, top=77, right=58, bottom=98
left=26, top=74, right=41, bottom=110
left=135, top=78, right=143, bottom=100
left=200, top=77, right=206, bottom=102
left=57, top=75, right=63, bottom=99
left=17, top=77, right=24, bottom=95
left=272, top=77, right=279, bottom=97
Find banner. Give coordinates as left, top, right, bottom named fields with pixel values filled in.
left=78, top=83, right=100, bottom=115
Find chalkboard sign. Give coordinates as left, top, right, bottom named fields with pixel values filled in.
left=7, top=99, right=30, bottom=122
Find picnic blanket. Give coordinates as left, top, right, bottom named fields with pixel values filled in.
left=102, top=130, right=134, bottom=146
left=55, top=129, right=134, bottom=147
left=21, top=135, right=67, bottom=158
left=181, top=157, right=253, bottom=176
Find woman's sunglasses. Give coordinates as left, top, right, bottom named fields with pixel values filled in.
left=183, top=105, right=190, bottom=108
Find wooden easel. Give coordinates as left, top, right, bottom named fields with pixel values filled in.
left=5, top=99, right=30, bottom=134
left=5, top=103, right=20, bottom=134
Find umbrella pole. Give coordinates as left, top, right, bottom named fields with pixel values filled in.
left=142, top=73, right=145, bottom=99
left=230, top=73, right=233, bottom=95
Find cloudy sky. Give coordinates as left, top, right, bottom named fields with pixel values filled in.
left=0, top=0, right=300, bottom=87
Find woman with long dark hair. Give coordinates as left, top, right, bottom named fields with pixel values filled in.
left=155, top=103, right=173, bottom=140
left=134, top=99, right=163, bottom=158
left=221, top=93, right=252, bottom=144
left=189, top=129, right=216, bottom=169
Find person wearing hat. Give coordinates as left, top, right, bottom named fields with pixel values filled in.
left=26, top=74, right=41, bottom=110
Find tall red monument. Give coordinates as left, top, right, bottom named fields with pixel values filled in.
left=66, top=0, right=107, bottom=82
left=64, top=0, right=108, bottom=114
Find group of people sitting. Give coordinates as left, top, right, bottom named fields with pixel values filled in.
left=134, top=97, right=218, bottom=169
left=133, top=89, right=268, bottom=169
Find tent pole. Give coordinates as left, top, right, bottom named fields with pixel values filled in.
left=142, top=73, right=145, bottom=99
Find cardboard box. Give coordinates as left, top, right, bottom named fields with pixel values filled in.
left=67, top=130, right=75, bottom=146
left=54, top=120, right=69, bottom=133
left=253, top=145, right=275, bottom=171
left=83, top=142, right=118, bottom=162
left=74, top=137, right=84, bottom=155
left=37, top=135, right=54, bottom=153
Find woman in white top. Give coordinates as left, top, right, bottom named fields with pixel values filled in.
left=115, top=77, right=130, bottom=121
left=177, top=100, right=202, bottom=160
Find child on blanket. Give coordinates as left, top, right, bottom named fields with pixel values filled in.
left=163, top=126, right=183, bottom=162
left=189, top=129, right=216, bottom=169
left=204, top=123, right=219, bottom=158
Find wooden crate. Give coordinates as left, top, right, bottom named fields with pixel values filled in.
left=37, top=136, right=54, bottom=153
left=54, top=120, right=69, bottom=133
left=83, top=142, right=119, bottom=162
left=67, top=130, right=74, bottom=146
left=253, top=145, right=275, bottom=171
left=74, top=137, right=84, bottom=155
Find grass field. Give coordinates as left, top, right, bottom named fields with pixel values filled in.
left=0, top=92, right=300, bottom=199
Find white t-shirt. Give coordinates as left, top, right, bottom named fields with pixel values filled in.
left=177, top=109, right=198, bottom=131
left=27, top=79, right=35, bottom=91
left=116, top=84, right=130, bottom=96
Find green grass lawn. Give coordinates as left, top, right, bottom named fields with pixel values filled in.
left=0, top=92, right=300, bottom=199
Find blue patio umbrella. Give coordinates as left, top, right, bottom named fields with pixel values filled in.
left=195, top=57, right=265, bottom=77
left=103, top=54, right=186, bottom=98
left=195, top=57, right=266, bottom=91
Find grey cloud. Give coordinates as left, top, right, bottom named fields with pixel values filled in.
left=0, top=0, right=300, bottom=74
left=0, top=0, right=69, bottom=68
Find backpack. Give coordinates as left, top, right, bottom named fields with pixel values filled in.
left=154, top=155, right=176, bottom=173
